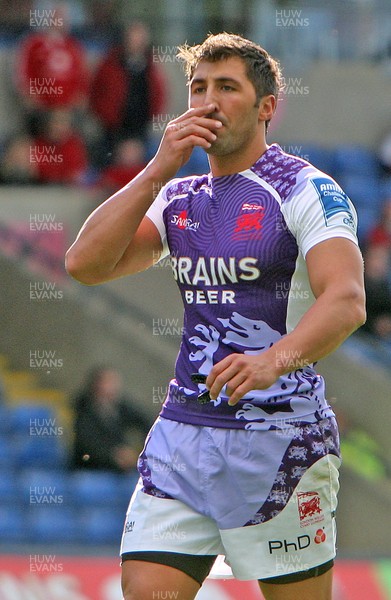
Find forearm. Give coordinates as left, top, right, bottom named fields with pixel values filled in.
left=65, top=162, right=166, bottom=283
left=207, top=283, right=366, bottom=405
left=66, top=105, right=221, bottom=284
left=264, top=285, right=366, bottom=377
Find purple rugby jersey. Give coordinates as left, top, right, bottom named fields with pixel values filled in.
left=146, top=144, right=358, bottom=430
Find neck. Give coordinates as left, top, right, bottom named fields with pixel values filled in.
left=209, top=139, right=269, bottom=177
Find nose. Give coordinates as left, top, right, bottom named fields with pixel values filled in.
left=203, top=88, right=219, bottom=114
left=189, top=83, right=220, bottom=114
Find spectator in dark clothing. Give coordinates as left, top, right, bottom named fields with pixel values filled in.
left=0, top=134, right=39, bottom=184
left=363, top=245, right=391, bottom=339
left=89, top=21, right=166, bottom=165
left=72, top=366, right=150, bottom=473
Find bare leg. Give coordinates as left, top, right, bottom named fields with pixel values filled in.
left=259, top=567, right=333, bottom=600
left=122, top=560, right=202, bottom=600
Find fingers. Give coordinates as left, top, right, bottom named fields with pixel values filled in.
left=167, top=121, right=221, bottom=149
left=151, top=104, right=223, bottom=179
left=206, top=355, right=247, bottom=405
left=167, top=104, right=223, bottom=147
left=205, top=354, right=277, bottom=406
left=226, top=383, right=252, bottom=406
left=152, top=104, right=223, bottom=181
left=174, top=103, right=219, bottom=123
left=172, top=124, right=217, bottom=147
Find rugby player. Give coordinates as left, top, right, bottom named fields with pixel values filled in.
left=66, top=33, right=366, bottom=600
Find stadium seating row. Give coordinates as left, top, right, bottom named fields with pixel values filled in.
left=0, top=503, right=128, bottom=545
left=0, top=468, right=138, bottom=545
left=0, top=400, right=138, bottom=545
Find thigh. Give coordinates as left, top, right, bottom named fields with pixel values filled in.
left=122, top=560, right=201, bottom=600
left=259, top=567, right=333, bottom=600
left=120, top=479, right=224, bottom=556
left=220, top=452, right=340, bottom=580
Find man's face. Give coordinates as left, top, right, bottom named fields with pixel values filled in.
left=189, top=56, right=262, bottom=157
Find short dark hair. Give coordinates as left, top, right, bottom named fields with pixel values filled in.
left=177, top=33, right=282, bottom=131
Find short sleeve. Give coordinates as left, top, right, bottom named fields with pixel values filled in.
left=281, top=168, right=359, bottom=258
left=145, top=184, right=170, bottom=261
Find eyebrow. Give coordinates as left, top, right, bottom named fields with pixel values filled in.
left=190, top=76, right=242, bottom=87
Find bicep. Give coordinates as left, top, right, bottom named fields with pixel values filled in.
left=306, top=237, right=365, bottom=299
left=109, top=216, right=164, bottom=280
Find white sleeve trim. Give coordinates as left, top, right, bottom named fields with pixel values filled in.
left=281, top=168, right=359, bottom=259
left=302, top=230, right=358, bottom=257
left=145, top=188, right=170, bottom=261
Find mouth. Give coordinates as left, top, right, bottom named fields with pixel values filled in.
left=207, top=112, right=226, bottom=127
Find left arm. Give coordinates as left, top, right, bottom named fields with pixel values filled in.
left=206, top=237, right=366, bottom=405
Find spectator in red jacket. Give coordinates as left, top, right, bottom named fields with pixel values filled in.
left=31, top=107, right=88, bottom=185
left=367, top=198, right=391, bottom=249
left=90, top=21, right=166, bottom=165
left=97, top=138, right=147, bottom=195
left=14, top=3, right=89, bottom=136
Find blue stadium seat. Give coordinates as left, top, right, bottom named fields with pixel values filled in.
left=339, top=174, right=382, bottom=210
left=0, top=505, right=26, bottom=541
left=291, top=144, right=335, bottom=174
left=19, top=468, right=69, bottom=507
left=8, top=404, right=57, bottom=435
left=78, top=506, right=125, bottom=544
left=27, top=505, right=79, bottom=543
left=69, top=470, right=128, bottom=508
left=336, top=174, right=382, bottom=242
left=117, top=471, right=139, bottom=506
left=0, top=406, right=11, bottom=436
left=333, top=145, right=380, bottom=178
left=13, top=435, right=67, bottom=469
left=0, top=437, right=15, bottom=469
left=0, top=468, right=20, bottom=505
left=355, top=206, right=379, bottom=243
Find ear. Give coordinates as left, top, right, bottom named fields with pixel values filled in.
left=258, top=94, right=277, bottom=124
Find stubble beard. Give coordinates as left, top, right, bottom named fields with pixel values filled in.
left=205, top=114, right=259, bottom=158
left=206, top=128, right=252, bottom=157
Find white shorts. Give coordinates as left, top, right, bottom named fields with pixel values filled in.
left=120, top=417, right=340, bottom=581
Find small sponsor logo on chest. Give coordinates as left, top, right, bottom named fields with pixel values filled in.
left=171, top=210, right=200, bottom=231
left=233, top=202, right=265, bottom=240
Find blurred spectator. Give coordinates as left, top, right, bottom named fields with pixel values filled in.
left=97, top=138, right=147, bottom=194
left=367, top=198, right=391, bottom=249
left=86, top=0, right=119, bottom=39
left=14, top=2, right=89, bottom=136
left=32, top=107, right=88, bottom=184
left=71, top=366, right=150, bottom=473
left=89, top=21, right=166, bottom=165
left=362, top=244, right=391, bottom=339
left=379, top=131, right=391, bottom=175
left=0, top=134, right=39, bottom=184
left=0, top=0, right=32, bottom=31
